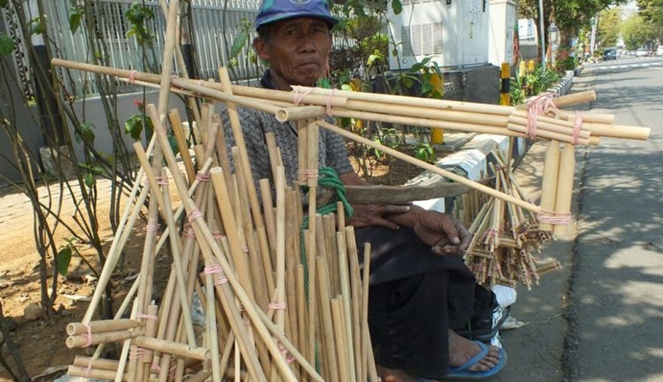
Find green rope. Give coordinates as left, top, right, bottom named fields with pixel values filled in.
left=299, top=166, right=353, bottom=299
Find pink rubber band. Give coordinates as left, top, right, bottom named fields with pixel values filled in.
left=196, top=172, right=210, bottom=182
left=526, top=92, right=558, bottom=139
left=84, top=359, right=93, bottom=378
left=128, top=70, right=138, bottom=84
left=537, top=208, right=572, bottom=225
left=572, top=111, right=583, bottom=145
left=298, top=168, right=318, bottom=181
left=136, top=312, right=158, bottom=320
left=292, top=86, right=316, bottom=106
left=269, top=302, right=286, bottom=310
left=187, top=209, right=203, bottom=223
left=155, top=176, right=169, bottom=186
left=204, top=264, right=223, bottom=275
left=326, top=89, right=336, bottom=115
left=144, top=223, right=160, bottom=233
left=84, top=325, right=93, bottom=347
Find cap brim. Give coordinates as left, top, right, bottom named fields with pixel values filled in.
left=256, top=13, right=339, bottom=29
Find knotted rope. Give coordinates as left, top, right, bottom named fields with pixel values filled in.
left=298, top=166, right=353, bottom=299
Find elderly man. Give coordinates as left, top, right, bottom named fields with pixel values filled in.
left=224, top=0, right=507, bottom=380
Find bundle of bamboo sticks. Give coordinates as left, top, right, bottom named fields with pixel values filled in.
left=60, top=1, right=378, bottom=381
left=65, top=100, right=378, bottom=381
left=454, top=150, right=561, bottom=289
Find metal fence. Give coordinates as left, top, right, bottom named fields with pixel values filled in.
left=40, top=0, right=263, bottom=97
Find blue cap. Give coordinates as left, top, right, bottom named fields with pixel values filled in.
left=255, top=0, right=339, bottom=30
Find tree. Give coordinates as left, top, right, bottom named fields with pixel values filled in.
left=597, top=7, right=622, bottom=49
left=636, top=0, right=663, bottom=41
left=518, top=0, right=628, bottom=61
left=622, top=14, right=658, bottom=49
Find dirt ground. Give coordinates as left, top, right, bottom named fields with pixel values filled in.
left=0, top=154, right=422, bottom=381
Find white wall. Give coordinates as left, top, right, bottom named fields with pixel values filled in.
left=489, top=0, right=517, bottom=67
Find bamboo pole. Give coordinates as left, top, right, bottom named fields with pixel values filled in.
left=169, top=109, right=196, bottom=185
left=218, top=68, right=276, bottom=297
left=539, top=140, right=561, bottom=231
left=316, top=256, right=340, bottom=382
left=345, top=227, right=363, bottom=381
left=66, top=327, right=146, bottom=348
left=337, top=232, right=357, bottom=382
left=553, top=143, right=575, bottom=237
left=66, top=319, right=143, bottom=336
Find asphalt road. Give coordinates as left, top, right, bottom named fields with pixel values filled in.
left=493, top=62, right=663, bottom=382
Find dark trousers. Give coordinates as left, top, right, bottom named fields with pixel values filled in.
left=355, top=226, right=477, bottom=379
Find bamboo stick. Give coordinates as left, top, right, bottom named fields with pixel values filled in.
left=553, top=143, right=576, bottom=236
left=219, top=68, right=276, bottom=298
left=539, top=140, right=561, bottom=231
left=345, top=227, right=363, bottom=382
left=72, top=356, right=121, bottom=371
left=316, top=256, right=340, bottom=382
left=507, top=123, right=591, bottom=145
left=292, top=85, right=513, bottom=116
left=169, top=109, right=196, bottom=185
left=582, top=123, right=651, bottom=140
left=204, top=261, right=222, bottom=382
left=67, top=365, right=128, bottom=381
left=66, top=327, right=146, bottom=348
left=331, top=297, right=351, bottom=381
left=361, top=242, right=376, bottom=382
left=509, top=113, right=591, bottom=139
left=66, top=319, right=143, bottom=336
left=337, top=232, right=357, bottom=382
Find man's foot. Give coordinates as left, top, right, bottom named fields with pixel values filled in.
left=377, top=364, right=436, bottom=382
left=448, top=330, right=500, bottom=371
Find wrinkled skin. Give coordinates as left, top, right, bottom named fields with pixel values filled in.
left=253, top=17, right=332, bottom=90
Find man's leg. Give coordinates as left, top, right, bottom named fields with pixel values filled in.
left=369, top=270, right=450, bottom=379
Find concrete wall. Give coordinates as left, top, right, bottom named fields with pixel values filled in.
left=66, top=91, right=189, bottom=162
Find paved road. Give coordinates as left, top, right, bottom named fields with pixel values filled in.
left=494, top=63, right=663, bottom=382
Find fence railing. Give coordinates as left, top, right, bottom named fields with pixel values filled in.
left=40, top=0, right=263, bottom=97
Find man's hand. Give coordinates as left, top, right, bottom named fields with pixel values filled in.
left=348, top=204, right=411, bottom=230
left=411, top=211, right=472, bottom=256
left=385, top=206, right=472, bottom=256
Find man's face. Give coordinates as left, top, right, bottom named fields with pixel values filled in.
left=254, top=17, right=332, bottom=90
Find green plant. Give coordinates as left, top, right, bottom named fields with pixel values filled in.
left=56, top=237, right=99, bottom=278
left=414, top=143, right=436, bottom=163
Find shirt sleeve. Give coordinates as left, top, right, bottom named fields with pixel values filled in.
left=322, top=127, right=354, bottom=176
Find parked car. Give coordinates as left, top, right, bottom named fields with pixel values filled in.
left=656, top=46, right=663, bottom=57
left=603, top=48, right=617, bottom=61
left=636, top=48, right=649, bottom=57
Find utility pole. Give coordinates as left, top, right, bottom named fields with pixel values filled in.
left=538, top=0, right=546, bottom=73
left=590, top=15, right=598, bottom=57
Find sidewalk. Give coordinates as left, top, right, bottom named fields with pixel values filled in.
left=493, top=72, right=594, bottom=382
